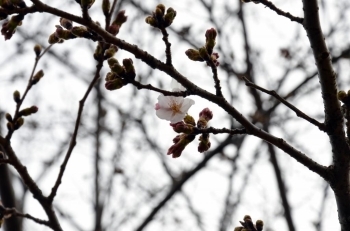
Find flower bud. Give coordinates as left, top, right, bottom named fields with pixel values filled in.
left=32, top=70, right=44, bottom=84
left=108, top=57, right=119, bottom=67
left=156, top=4, right=166, bottom=15
left=198, top=135, right=211, bottom=153
left=199, top=108, right=213, bottom=121
left=145, top=16, right=158, bottom=27
left=105, top=72, right=118, bottom=81
left=102, top=0, right=110, bottom=16
left=7, top=122, right=13, bottom=131
left=185, top=49, right=204, bottom=62
left=113, top=10, right=127, bottom=26
left=170, top=122, right=194, bottom=134
left=123, top=58, right=135, bottom=79
left=5, top=113, right=12, bottom=122
left=13, top=90, right=21, bottom=103
left=256, top=220, right=264, bottom=231
left=104, top=45, right=118, bottom=59
left=60, top=18, right=73, bottom=30
left=110, top=63, right=125, bottom=75
left=198, top=47, right=210, bottom=61
left=81, top=0, right=95, bottom=9
left=164, top=7, right=176, bottom=27
left=338, top=91, right=348, bottom=103
left=71, top=26, right=89, bottom=37
left=48, top=33, right=60, bottom=44
left=33, top=44, right=42, bottom=57
left=184, top=114, right=196, bottom=126
left=14, top=117, right=24, bottom=130
left=105, top=78, right=124, bottom=90
left=19, top=106, right=38, bottom=116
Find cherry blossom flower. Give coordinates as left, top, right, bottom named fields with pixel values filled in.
left=155, top=94, right=195, bottom=123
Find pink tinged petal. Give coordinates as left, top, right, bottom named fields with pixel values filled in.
left=155, top=103, right=161, bottom=110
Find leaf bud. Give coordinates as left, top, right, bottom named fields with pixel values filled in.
left=110, top=63, right=125, bottom=75
left=13, top=90, right=21, bottom=103
left=32, top=70, right=44, bottom=84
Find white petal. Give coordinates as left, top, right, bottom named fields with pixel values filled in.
left=156, top=108, right=173, bottom=120
left=180, top=98, right=195, bottom=112
left=170, top=113, right=186, bottom=123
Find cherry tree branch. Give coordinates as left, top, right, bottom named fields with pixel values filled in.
left=242, top=76, right=326, bottom=132
left=253, top=0, right=303, bottom=24
left=25, top=0, right=330, bottom=181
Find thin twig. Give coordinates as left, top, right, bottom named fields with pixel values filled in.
left=254, top=0, right=303, bottom=24
left=242, top=76, right=326, bottom=132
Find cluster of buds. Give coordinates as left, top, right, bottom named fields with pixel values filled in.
left=0, top=0, right=26, bottom=10
left=5, top=90, right=39, bottom=131
left=94, top=43, right=118, bottom=60
left=234, top=215, right=264, bottom=231
left=105, top=57, right=136, bottom=90
left=48, top=18, right=98, bottom=44
left=108, top=10, right=127, bottom=36
left=74, top=0, right=95, bottom=9
left=145, top=4, right=177, bottom=28
left=185, top=28, right=220, bottom=66
left=1, top=14, right=24, bottom=40
left=338, top=90, right=350, bottom=107
left=167, top=108, right=213, bottom=158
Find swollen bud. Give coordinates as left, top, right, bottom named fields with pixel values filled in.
left=198, top=47, right=210, bottom=61
left=5, top=113, right=12, bottom=122
left=14, top=117, right=24, bottom=130
left=32, top=70, right=44, bottom=84
left=13, top=90, right=21, bottom=103
left=145, top=16, right=158, bottom=27
left=33, top=44, right=42, bottom=57
left=105, top=78, right=124, bottom=90
left=164, top=7, right=176, bottom=27
left=60, top=18, right=73, bottom=30
left=256, top=220, right=264, bottom=231
left=123, top=58, right=136, bottom=79
left=80, top=0, right=95, bottom=9
left=185, top=49, right=204, bottom=62
left=184, top=114, right=196, bottom=126
left=102, top=0, right=110, bottom=16
left=19, top=106, right=39, bottom=116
